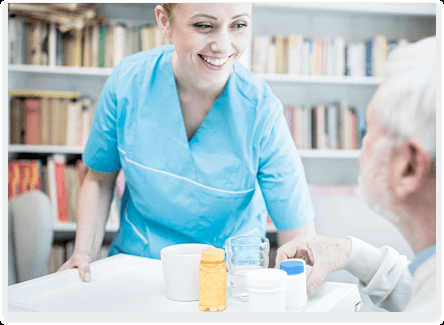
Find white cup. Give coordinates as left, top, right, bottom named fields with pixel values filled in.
left=160, top=243, right=215, bottom=301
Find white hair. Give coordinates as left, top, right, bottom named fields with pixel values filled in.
left=374, top=36, right=436, bottom=162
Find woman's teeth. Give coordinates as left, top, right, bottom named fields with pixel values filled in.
left=200, top=54, right=229, bottom=66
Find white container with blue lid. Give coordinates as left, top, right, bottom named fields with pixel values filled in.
left=280, top=258, right=307, bottom=311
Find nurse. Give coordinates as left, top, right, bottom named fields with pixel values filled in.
left=58, top=3, right=316, bottom=282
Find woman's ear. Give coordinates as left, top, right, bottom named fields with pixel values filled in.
left=155, top=5, right=172, bottom=38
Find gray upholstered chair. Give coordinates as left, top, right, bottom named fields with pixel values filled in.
left=8, top=190, right=53, bottom=285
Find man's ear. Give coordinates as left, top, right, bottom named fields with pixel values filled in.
left=390, top=138, right=433, bottom=198
left=155, top=5, right=172, bottom=39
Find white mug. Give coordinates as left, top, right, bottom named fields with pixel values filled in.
left=160, top=243, right=215, bottom=301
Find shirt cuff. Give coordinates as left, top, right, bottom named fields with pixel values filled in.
left=340, top=236, right=386, bottom=285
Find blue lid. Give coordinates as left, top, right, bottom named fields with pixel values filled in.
left=280, top=260, right=305, bottom=275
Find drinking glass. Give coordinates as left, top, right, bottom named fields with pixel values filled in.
left=224, top=236, right=270, bottom=302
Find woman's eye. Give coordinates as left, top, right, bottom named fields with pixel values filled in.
left=194, top=24, right=212, bottom=30
left=233, top=23, right=247, bottom=30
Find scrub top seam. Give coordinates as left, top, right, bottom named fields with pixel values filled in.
left=117, top=146, right=255, bottom=195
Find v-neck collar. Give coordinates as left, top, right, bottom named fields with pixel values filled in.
left=165, top=49, right=235, bottom=147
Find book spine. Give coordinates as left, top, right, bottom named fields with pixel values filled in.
left=366, top=40, right=372, bottom=77
left=58, top=98, right=69, bottom=146
left=24, top=99, right=40, bottom=145
left=48, top=23, right=57, bottom=67
left=83, top=26, right=91, bottom=67
left=311, top=106, right=317, bottom=149
left=55, top=159, right=68, bottom=222
left=39, top=97, right=50, bottom=145
left=98, top=25, right=106, bottom=67
left=73, top=27, right=82, bottom=67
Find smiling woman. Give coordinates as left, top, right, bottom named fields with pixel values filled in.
left=57, top=3, right=316, bottom=283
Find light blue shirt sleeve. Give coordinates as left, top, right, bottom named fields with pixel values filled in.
left=82, top=64, right=122, bottom=173
left=257, top=96, right=315, bottom=231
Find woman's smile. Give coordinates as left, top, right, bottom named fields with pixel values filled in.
left=198, top=53, right=233, bottom=71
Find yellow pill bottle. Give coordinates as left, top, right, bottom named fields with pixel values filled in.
left=199, top=248, right=226, bottom=312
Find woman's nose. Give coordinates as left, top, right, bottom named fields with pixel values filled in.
left=210, top=29, right=230, bottom=54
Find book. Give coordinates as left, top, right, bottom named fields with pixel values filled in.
left=48, top=22, right=57, bottom=67
left=9, top=89, right=81, bottom=99
left=113, top=24, right=126, bottom=67
left=50, top=98, right=61, bottom=146
left=304, top=105, right=311, bottom=149
left=311, top=106, right=317, bottom=149
left=153, top=25, right=163, bottom=48
left=350, top=107, right=357, bottom=150
left=56, top=25, right=63, bottom=66
left=54, top=157, right=68, bottom=222
left=90, top=24, right=100, bottom=67
left=80, top=98, right=93, bottom=146
left=357, top=105, right=366, bottom=149
left=140, top=25, right=151, bottom=51
left=72, top=27, right=82, bottom=67
left=267, top=35, right=277, bottom=74
left=66, top=100, right=81, bottom=146
left=301, top=39, right=311, bottom=75
left=8, top=161, right=21, bottom=199
left=10, top=98, right=24, bottom=144
left=98, top=24, right=106, bottom=67
left=58, top=98, right=69, bottom=146
left=287, top=33, right=303, bottom=75
left=82, top=25, right=91, bottom=67
left=27, top=21, right=46, bottom=65
left=65, top=164, right=79, bottom=222
left=275, top=34, right=285, bottom=74
left=63, top=30, right=75, bottom=66
left=39, top=97, right=50, bottom=145
left=24, top=99, right=40, bottom=145
left=327, top=104, right=338, bottom=149
left=365, top=40, right=373, bottom=77
left=105, top=24, right=115, bottom=68
left=9, top=16, right=16, bottom=64
left=8, top=160, right=43, bottom=199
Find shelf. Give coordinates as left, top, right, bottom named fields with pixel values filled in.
left=53, top=222, right=119, bottom=232
left=256, top=73, right=383, bottom=86
left=254, top=3, right=436, bottom=16
left=9, top=145, right=361, bottom=158
left=8, top=64, right=114, bottom=77
left=9, top=65, right=384, bottom=86
left=298, top=150, right=361, bottom=159
left=8, top=145, right=85, bottom=154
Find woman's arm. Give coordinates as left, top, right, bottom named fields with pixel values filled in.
left=278, top=219, right=316, bottom=245
left=57, top=168, right=119, bottom=281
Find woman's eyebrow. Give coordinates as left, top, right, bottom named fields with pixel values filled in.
left=190, top=13, right=250, bottom=20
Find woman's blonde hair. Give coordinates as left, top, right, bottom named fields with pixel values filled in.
left=162, top=3, right=180, bottom=25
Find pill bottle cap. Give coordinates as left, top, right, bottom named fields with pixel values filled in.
left=201, top=248, right=225, bottom=262
left=280, top=259, right=305, bottom=275
left=245, top=269, right=287, bottom=288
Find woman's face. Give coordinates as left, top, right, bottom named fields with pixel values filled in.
left=169, top=3, right=252, bottom=85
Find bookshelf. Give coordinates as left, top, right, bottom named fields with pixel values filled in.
left=8, top=3, right=436, bottom=236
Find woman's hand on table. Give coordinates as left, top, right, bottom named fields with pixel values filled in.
left=56, top=250, right=93, bottom=282
left=275, top=233, right=352, bottom=296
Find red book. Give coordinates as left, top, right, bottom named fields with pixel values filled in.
left=55, top=160, right=68, bottom=222
left=24, top=99, right=40, bottom=145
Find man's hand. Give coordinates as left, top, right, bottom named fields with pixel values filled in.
left=275, top=233, right=352, bottom=296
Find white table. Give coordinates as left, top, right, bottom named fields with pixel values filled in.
left=8, top=254, right=362, bottom=312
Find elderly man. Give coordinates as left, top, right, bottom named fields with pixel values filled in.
left=276, top=36, right=436, bottom=312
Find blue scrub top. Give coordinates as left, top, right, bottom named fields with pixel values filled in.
left=83, top=45, right=315, bottom=259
